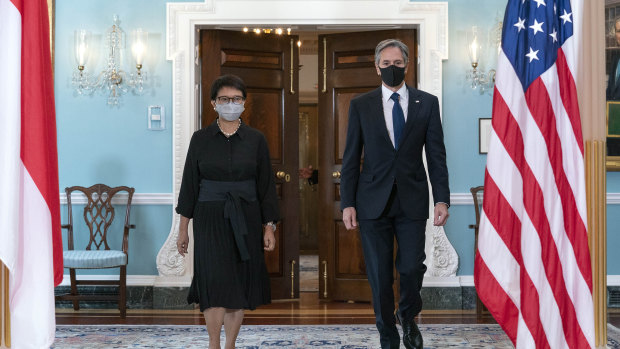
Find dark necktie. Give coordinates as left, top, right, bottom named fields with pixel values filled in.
left=391, top=92, right=405, bottom=150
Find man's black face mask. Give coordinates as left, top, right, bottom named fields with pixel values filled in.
left=379, top=65, right=406, bottom=87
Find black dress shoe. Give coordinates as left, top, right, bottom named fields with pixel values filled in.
left=396, top=312, right=423, bottom=349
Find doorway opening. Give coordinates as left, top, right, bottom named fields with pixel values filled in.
left=196, top=25, right=436, bottom=301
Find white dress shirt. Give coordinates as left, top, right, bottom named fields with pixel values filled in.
left=381, top=83, right=408, bottom=148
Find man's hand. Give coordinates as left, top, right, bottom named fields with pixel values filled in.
left=433, top=203, right=449, bottom=226
left=177, top=230, right=189, bottom=256
left=299, top=165, right=313, bottom=179
left=263, top=226, right=276, bottom=251
left=343, top=207, right=358, bottom=230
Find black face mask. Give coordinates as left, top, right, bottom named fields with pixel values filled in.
left=379, top=65, right=406, bottom=87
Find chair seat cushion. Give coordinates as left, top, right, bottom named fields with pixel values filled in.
left=63, top=250, right=127, bottom=269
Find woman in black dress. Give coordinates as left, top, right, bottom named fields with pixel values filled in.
left=176, top=75, right=279, bottom=349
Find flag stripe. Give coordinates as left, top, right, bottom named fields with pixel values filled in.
left=10, top=164, right=56, bottom=348
left=19, top=0, right=63, bottom=286
left=0, top=0, right=22, bottom=274
left=555, top=49, right=584, bottom=155
left=474, top=253, right=519, bottom=344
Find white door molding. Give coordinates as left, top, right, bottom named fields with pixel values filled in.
left=158, top=0, right=453, bottom=283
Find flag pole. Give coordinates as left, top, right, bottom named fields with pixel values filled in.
left=1, top=262, right=10, bottom=348
left=580, top=0, right=607, bottom=346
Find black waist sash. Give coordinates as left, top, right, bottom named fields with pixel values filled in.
left=198, top=179, right=257, bottom=261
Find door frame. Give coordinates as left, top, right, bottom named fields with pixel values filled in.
left=155, top=0, right=449, bottom=285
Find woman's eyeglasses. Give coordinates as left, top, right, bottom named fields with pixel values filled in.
left=216, top=96, right=245, bottom=104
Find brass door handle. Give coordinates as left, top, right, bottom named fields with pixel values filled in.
left=276, top=171, right=291, bottom=182
left=322, top=37, right=327, bottom=93
left=332, top=171, right=341, bottom=179
left=290, top=39, right=295, bottom=95
left=322, top=260, right=328, bottom=298
left=290, top=259, right=296, bottom=299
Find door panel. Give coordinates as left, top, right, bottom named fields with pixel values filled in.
left=244, top=90, right=282, bottom=161
left=200, top=30, right=299, bottom=300
left=318, top=29, right=417, bottom=301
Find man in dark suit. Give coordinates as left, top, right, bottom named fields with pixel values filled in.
left=340, top=39, right=450, bottom=349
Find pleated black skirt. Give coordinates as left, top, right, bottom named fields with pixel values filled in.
left=188, top=200, right=271, bottom=311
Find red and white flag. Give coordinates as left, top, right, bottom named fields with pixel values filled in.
left=0, top=0, right=63, bottom=347
left=474, top=0, right=595, bottom=348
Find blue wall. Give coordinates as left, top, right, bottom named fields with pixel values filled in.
left=54, top=0, right=618, bottom=277
left=54, top=0, right=194, bottom=275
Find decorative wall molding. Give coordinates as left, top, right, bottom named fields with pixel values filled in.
left=162, top=0, right=451, bottom=281
left=61, top=274, right=620, bottom=287
left=608, top=193, right=620, bottom=204
left=450, top=192, right=620, bottom=205
left=450, top=193, right=475, bottom=205
left=58, top=192, right=620, bottom=206
left=59, top=193, right=174, bottom=205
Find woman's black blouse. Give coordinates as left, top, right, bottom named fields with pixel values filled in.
left=175, top=121, right=279, bottom=224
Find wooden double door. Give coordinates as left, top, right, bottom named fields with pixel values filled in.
left=200, top=29, right=417, bottom=301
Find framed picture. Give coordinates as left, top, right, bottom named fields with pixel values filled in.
left=607, top=2, right=620, bottom=169
left=607, top=101, right=620, bottom=170
left=479, top=118, right=492, bottom=154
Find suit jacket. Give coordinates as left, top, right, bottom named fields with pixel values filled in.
left=608, top=54, right=620, bottom=101
left=340, top=85, right=449, bottom=220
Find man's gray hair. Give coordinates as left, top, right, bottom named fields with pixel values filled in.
left=375, top=39, right=409, bottom=65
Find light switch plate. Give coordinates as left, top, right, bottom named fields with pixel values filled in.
left=148, top=105, right=165, bottom=130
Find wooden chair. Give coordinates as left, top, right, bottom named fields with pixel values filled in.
left=56, top=184, right=135, bottom=318
left=468, top=185, right=488, bottom=317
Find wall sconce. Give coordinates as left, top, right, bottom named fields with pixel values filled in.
left=72, top=15, right=148, bottom=106
left=465, top=26, right=495, bottom=92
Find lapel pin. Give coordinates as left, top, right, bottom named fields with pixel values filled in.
left=415, top=100, right=420, bottom=103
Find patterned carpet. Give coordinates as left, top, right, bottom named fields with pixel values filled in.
left=53, top=324, right=620, bottom=348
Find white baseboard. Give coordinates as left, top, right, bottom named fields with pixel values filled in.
left=608, top=275, right=620, bottom=286
left=59, top=275, right=157, bottom=287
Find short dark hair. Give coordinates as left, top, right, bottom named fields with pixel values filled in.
left=375, top=39, right=409, bottom=66
left=210, top=74, right=247, bottom=101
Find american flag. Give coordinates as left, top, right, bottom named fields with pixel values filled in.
left=474, top=0, right=594, bottom=348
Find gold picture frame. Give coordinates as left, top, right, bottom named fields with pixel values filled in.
left=607, top=101, right=620, bottom=170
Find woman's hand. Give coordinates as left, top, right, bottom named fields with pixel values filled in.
left=177, top=230, right=189, bottom=256
left=177, top=216, right=190, bottom=256
left=263, top=226, right=276, bottom=251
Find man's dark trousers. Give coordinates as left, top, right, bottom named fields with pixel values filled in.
left=359, top=184, right=427, bottom=349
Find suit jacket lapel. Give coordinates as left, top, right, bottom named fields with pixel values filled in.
left=398, top=86, right=422, bottom=150
left=367, top=88, right=392, bottom=147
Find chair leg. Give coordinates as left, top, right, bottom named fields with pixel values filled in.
left=69, top=268, right=80, bottom=311
left=119, top=265, right=127, bottom=318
